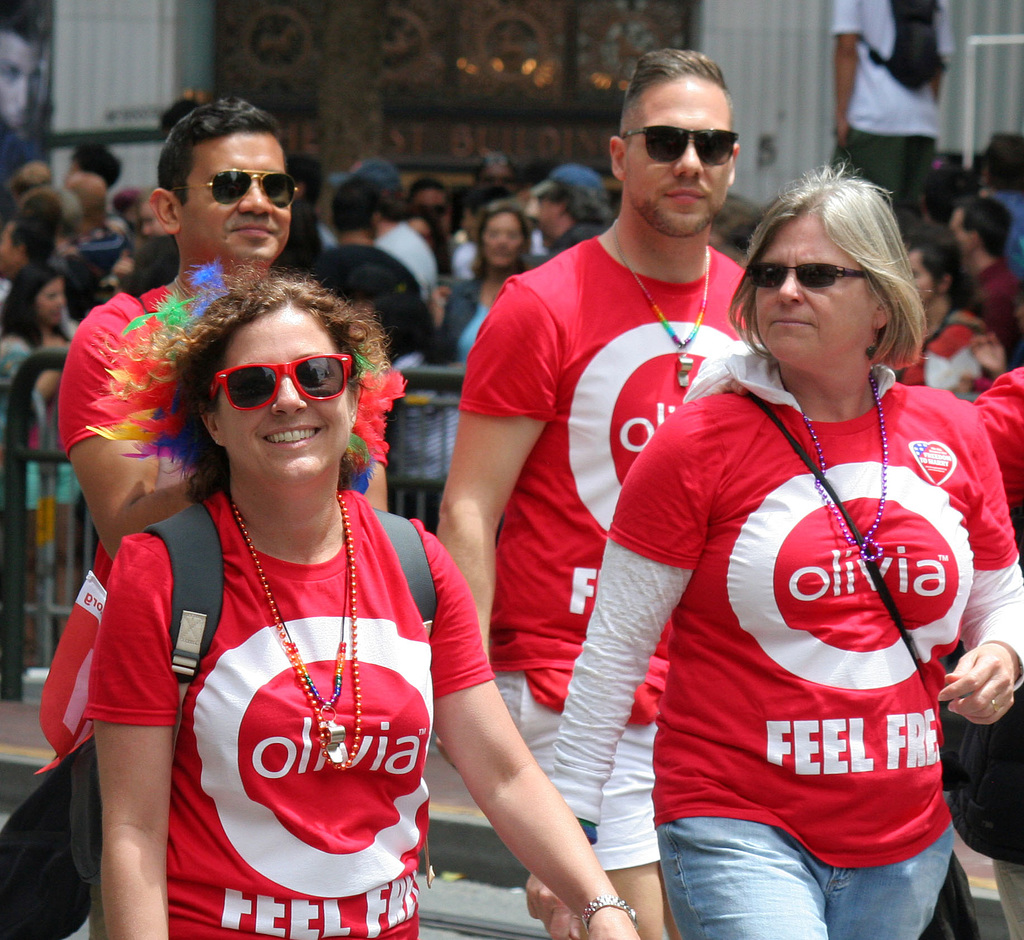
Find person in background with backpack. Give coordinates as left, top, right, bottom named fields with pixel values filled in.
left=85, top=267, right=642, bottom=940
left=832, top=0, right=954, bottom=206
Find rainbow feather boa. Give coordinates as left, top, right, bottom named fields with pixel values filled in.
left=89, top=263, right=406, bottom=476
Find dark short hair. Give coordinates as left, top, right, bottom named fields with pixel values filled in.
left=161, top=97, right=200, bottom=135
left=984, top=133, right=1024, bottom=191
left=956, top=195, right=1013, bottom=257
left=157, top=97, right=282, bottom=199
left=0, top=1, right=42, bottom=43
left=532, top=178, right=611, bottom=226
left=331, top=177, right=380, bottom=233
left=922, top=162, right=978, bottom=225
left=906, top=221, right=972, bottom=309
left=287, top=153, right=324, bottom=205
left=621, top=49, right=731, bottom=128
left=17, top=187, right=61, bottom=235
left=9, top=215, right=54, bottom=264
left=409, top=177, right=446, bottom=200
left=71, top=143, right=122, bottom=188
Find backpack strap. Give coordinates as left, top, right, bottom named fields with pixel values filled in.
left=373, top=509, right=437, bottom=629
left=145, top=503, right=224, bottom=683
left=146, top=505, right=432, bottom=680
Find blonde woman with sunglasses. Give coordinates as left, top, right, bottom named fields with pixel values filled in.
left=551, top=167, right=1024, bottom=939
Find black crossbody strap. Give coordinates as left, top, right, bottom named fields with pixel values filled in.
left=749, top=394, right=926, bottom=683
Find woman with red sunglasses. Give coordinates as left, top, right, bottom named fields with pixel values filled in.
left=550, top=167, right=1024, bottom=939
left=86, top=268, right=641, bottom=940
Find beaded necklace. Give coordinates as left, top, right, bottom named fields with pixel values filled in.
left=231, top=492, right=362, bottom=770
left=799, top=373, right=888, bottom=562
left=612, top=222, right=710, bottom=387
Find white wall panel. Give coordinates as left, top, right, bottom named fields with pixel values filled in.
left=940, top=0, right=1024, bottom=158
left=698, top=0, right=1024, bottom=206
left=51, top=0, right=177, bottom=133
left=700, top=0, right=838, bottom=205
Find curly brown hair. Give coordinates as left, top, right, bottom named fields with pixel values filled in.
left=165, top=267, right=388, bottom=502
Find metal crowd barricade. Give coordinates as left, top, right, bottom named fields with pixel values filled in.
left=1, top=348, right=95, bottom=700
left=0, top=358, right=464, bottom=699
left=386, top=365, right=464, bottom=530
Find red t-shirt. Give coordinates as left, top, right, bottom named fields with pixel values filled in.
left=87, top=492, right=492, bottom=938
left=611, top=384, right=1017, bottom=866
left=461, top=238, right=742, bottom=717
left=58, top=287, right=170, bottom=582
left=976, top=366, right=1024, bottom=509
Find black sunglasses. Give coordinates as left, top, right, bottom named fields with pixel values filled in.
left=210, top=355, right=353, bottom=410
left=745, top=263, right=868, bottom=289
left=176, top=169, right=297, bottom=208
left=621, top=126, right=738, bottom=166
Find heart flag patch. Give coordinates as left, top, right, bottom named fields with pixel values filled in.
left=910, top=440, right=957, bottom=486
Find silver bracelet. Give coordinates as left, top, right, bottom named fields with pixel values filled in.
left=581, top=895, right=638, bottom=930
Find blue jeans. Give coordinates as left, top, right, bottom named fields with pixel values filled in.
left=657, top=816, right=952, bottom=940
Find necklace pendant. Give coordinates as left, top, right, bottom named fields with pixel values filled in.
left=324, top=721, right=347, bottom=764
left=677, top=354, right=694, bottom=387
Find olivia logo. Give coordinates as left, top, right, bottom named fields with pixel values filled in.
left=727, top=463, right=972, bottom=690
left=192, top=615, right=432, bottom=898
left=568, top=321, right=733, bottom=529
left=909, top=441, right=957, bottom=486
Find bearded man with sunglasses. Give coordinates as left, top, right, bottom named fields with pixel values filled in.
left=438, top=49, right=743, bottom=940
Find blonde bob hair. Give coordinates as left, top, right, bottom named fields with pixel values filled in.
left=729, top=166, right=924, bottom=368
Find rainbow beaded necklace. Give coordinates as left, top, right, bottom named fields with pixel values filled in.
left=231, top=492, right=363, bottom=769
left=799, top=373, right=889, bottom=562
left=612, top=222, right=710, bottom=387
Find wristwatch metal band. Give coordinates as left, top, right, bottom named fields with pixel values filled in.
left=581, top=895, right=638, bottom=930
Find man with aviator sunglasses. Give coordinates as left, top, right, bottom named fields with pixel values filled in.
left=439, top=49, right=743, bottom=940
left=60, top=96, right=293, bottom=588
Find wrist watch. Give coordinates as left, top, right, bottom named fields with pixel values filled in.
left=581, top=895, right=638, bottom=930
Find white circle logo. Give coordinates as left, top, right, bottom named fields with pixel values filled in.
left=568, top=321, right=733, bottom=529
left=727, top=463, right=970, bottom=690
left=192, top=616, right=432, bottom=896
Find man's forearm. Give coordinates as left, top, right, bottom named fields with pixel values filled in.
left=437, top=502, right=498, bottom=649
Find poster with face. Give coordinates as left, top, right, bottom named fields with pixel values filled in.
left=0, top=0, right=50, bottom=212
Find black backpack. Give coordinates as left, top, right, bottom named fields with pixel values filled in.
left=866, top=0, right=943, bottom=90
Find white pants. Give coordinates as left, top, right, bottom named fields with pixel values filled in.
left=495, top=670, right=659, bottom=871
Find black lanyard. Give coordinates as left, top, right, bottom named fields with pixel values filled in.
left=749, top=394, right=927, bottom=685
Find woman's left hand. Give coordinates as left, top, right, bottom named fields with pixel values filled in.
left=938, top=641, right=1020, bottom=724
left=526, top=875, right=581, bottom=940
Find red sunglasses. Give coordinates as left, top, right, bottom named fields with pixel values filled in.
left=210, top=354, right=353, bottom=410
